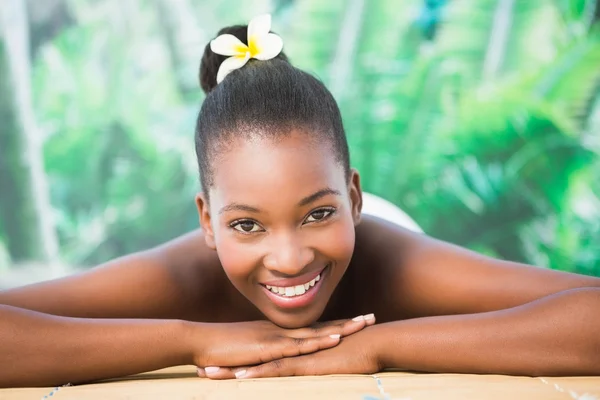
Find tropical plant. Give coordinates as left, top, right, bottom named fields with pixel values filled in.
left=330, top=0, right=600, bottom=274
left=1, top=0, right=598, bottom=277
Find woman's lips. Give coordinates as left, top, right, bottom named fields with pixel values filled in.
left=261, top=266, right=325, bottom=287
left=260, top=264, right=329, bottom=309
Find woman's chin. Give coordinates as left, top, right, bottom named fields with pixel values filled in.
left=263, top=306, right=325, bottom=329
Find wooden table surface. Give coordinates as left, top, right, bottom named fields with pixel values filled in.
left=2, top=366, right=599, bottom=399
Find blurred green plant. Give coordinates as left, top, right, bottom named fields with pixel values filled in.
left=32, top=1, right=199, bottom=265
left=2, top=0, right=596, bottom=276
left=333, top=0, right=600, bottom=274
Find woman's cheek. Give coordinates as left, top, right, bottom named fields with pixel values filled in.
left=215, top=237, right=258, bottom=280
left=312, top=219, right=356, bottom=264
left=333, top=220, right=356, bottom=262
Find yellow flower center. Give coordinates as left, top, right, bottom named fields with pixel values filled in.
left=248, top=35, right=261, bottom=57
left=232, top=36, right=261, bottom=59
left=233, top=43, right=248, bottom=56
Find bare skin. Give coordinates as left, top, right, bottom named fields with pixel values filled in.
left=1, top=132, right=599, bottom=386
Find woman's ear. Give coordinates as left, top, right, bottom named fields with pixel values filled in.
left=195, top=193, right=216, bottom=250
left=348, top=168, right=363, bottom=226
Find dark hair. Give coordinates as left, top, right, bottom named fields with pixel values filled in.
left=195, top=24, right=350, bottom=195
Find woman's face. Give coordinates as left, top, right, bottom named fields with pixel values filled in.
left=196, top=131, right=362, bottom=328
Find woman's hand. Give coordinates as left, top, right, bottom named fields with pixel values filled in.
left=196, top=315, right=379, bottom=379
left=191, top=314, right=376, bottom=371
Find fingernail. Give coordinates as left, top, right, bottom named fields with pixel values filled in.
left=235, top=370, right=247, bottom=379
left=205, top=366, right=220, bottom=374
left=364, top=313, right=375, bottom=320
left=329, top=334, right=341, bottom=339
left=352, top=315, right=365, bottom=321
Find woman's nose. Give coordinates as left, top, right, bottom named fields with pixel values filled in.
left=263, top=233, right=315, bottom=275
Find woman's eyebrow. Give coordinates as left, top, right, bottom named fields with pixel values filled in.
left=219, top=203, right=261, bottom=214
left=219, top=188, right=341, bottom=215
left=298, top=188, right=341, bottom=206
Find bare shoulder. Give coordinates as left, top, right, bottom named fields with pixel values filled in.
left=0, top=229, right=227, bottom=321
left=353, top=215, right=600, bottom=320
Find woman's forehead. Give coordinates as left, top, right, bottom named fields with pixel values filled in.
left=210, top=134, right=346, bottom=204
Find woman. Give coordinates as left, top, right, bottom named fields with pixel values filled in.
left=0, top=15, right=599, bottom=387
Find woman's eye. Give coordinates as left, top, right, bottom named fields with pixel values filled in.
left=231, top=220, right=262, bottom=233
left=305, top=209, right=334, bottom=223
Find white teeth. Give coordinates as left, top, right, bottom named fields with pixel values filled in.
left=265, top=273, right=322, bottom=297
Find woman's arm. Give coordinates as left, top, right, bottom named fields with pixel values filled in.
left=0, top=230, right=226, bottom=388
left=370, top=216, right=600, bottom=375
left=0, top=303, right=371, bottom=387
left=375, top=286, right=600, bottom=376
left=226, top=287, right=600, bottom=378
left=0, top=304, right=189, bottom=387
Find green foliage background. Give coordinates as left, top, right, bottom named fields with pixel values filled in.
left=1, top=0, right=599, bottom=276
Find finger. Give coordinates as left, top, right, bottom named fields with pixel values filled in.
left=279, top=333, right=341, bottom=358
left=288, top=318, right=349, bottom=338
left=292, top=314, right=376, bottom=338
left=290, top=316, right=365, bottom=338
left=338, top=315, right=371, bottom=336
left=203, top=366, right=254, bottom=380
left=322, top=313, right=376, bottom=334
left=340, top=314, right=376, bottom=335
left=202, top=366, right=237, bottom=380
left=235, top=357, right=304, bottom=379
left=363, top=313, right=376, bottom=327
left=196, top=367, right=206, bottom=378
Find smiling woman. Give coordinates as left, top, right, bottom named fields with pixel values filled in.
left=196, top=130, right=359, bottom=328
left=1, top=13, right=600, bottom=388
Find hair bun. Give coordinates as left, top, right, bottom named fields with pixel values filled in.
left=199, top=24, right=289, bottom=94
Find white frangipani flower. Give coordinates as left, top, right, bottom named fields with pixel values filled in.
left=210, top=14, right=283, bottom=84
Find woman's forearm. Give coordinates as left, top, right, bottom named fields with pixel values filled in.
left=0, top=305, right=191, bottom=388
left=375, top=287, right=600, bottom=376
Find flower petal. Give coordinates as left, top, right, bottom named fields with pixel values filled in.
left=211, top=34, right=248, bottom=56
left=216, top=53, right=250, bottom=83
left=252, top=33, right=283, bottom=60
left=247, top=14, right=271, bottom=43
